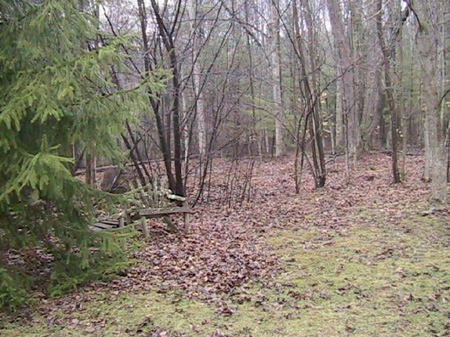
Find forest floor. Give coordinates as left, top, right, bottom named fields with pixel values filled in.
left=1, top=153, right=450, bottom=336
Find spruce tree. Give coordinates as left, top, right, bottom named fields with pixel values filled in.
left=0, top=0, right=164, bottom=310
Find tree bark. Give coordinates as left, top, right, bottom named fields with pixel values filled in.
left=270, top=0, right=284, bottom=157
left=375, top=0, right=402, bottom=183
left=150, top=0, right=185, bottom=196
left=137, top=0, right=177, bottom=193
left=326, top=0, right=360, bottom=158
left=335, top=78, right=344, bottom=148
left=416, top=0, right=448, bottom=202
left=188, top=0, right=207, bottom=160
left=362, top=0, right=385, bottom=150
left=291, top=0, right=326, bottom=188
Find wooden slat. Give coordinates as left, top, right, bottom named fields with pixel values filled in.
left=100, top=220, right=120, bottom=226
left=92, top=223, right=115, bottom=230
left=138, top=207, right=190, bottom=217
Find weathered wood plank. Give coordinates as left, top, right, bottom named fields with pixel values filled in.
left=92, top=198, right=191, bottom=234
left=92, top=223, right=115, bottom=230
left=100, top=220, right=120, bottom=226
left=138, top=207, right=190, bottom=217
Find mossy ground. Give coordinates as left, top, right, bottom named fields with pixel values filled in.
left=1, top=155, right=449, bottom=336
left=1, top=203, right=448, bottom=337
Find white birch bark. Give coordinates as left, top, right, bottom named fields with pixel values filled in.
left=335, top=79, right=344, bottom=147
left=188, top=0, right=207, bottom=159
left=270, top=0, right=284, bottom=157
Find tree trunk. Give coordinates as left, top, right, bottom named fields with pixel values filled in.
left=291, top=0, right=326, bottom=188
left=270, top=0, right=284, bottom=157
left=150, top=0, right=185, bottom=196
left=326, top=0, right=360, bottom=158
left=304, top=0, right=326, bottom=187
left=85, top=153, right=96, bottom=185
left=188, top=0, right=207, bottom=160
left=137, top=0, right=177, bottom=193
left=416, top=0, right=448, bottom=202
left=423, top=89, right=432, bottom=181
left=335, top=78, right=344, bottom=149
left=362, top=0, right=385, bottom=150
left=375, top=0, right=401, bottom=183
left=244, top=0, right=260, bottom=158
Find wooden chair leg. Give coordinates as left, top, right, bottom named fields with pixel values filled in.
left=162, top=215, right=178, bottom=233
left=184, top=212, right=190, bottom=234
left=141, top=218, right=150, bottom=238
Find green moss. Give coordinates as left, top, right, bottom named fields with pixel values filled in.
left=1, top=202, right=449, bottom=336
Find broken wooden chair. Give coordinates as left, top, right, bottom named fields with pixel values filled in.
left=93, top=171, right=190, bottom=236
left=131, top=179, right=191, bottom=236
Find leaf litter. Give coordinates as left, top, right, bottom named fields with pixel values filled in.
left=1, top=152, right=449, bottom=336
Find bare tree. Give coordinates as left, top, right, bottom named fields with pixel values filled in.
left=414, top=0, right=449, bottom=202
left=91, top=0, right=449, bottom=199
left=376, top=0, right=410, bottom=183
left=326, top=0, right=361, bottom=160
left=188, top=0, right=207, bottom=160
left=270, top=0, right=285, bottom=157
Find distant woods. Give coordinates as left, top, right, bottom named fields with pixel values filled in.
left=85, top=0, right=449, bottom=201
left=1, top=0, right=449, bottom=202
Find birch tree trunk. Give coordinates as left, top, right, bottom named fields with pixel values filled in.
left=188, top=0, right=207, bottom=160
left=270, top=0, right=284, bottom=157
left=335, top=77, right=344, bottom=148
left=423, top=88, right=432, bottom=181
